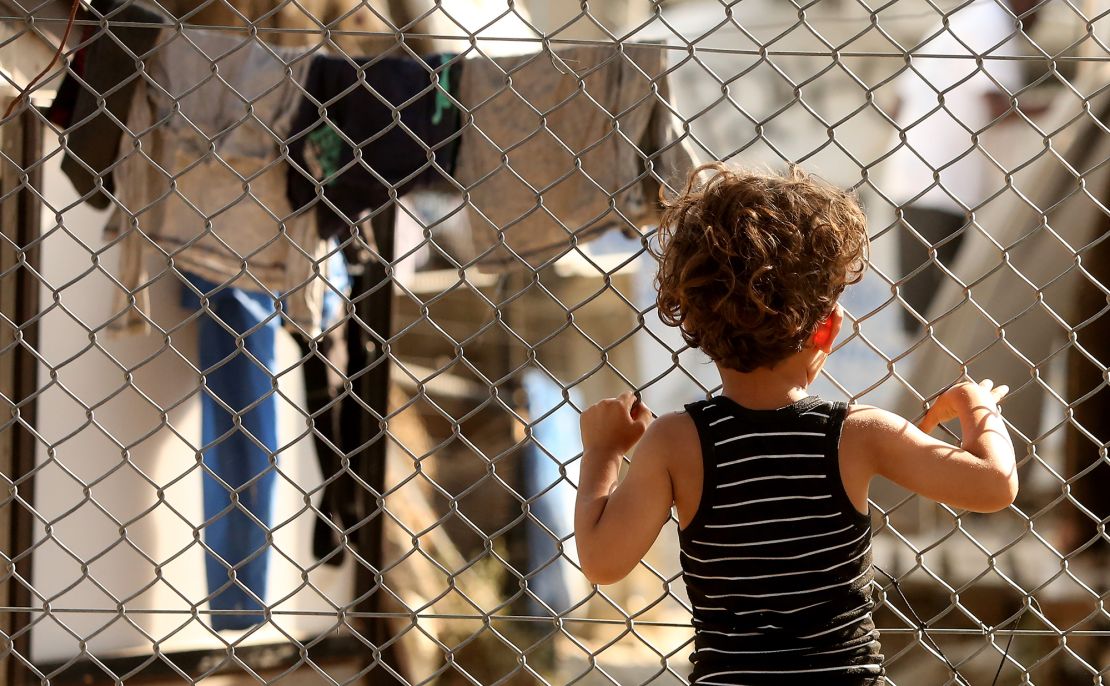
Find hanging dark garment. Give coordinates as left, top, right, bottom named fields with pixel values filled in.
left=299, top=227, right=395, bottom=565
left=49, top=0, right=166, bottom=208
left=286, top=53, right=463, bottom=242
left=296, top=321, right=361, bottom=565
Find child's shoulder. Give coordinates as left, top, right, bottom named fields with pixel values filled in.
left=632, top=409, right=700, bottom=471
left=637, top=409, right=703, bottom=519
left=839, top=403, right=927, bottom=473
left=642, top=409, right=700, bottom=451
left=842, top=403, right=915, bottom=438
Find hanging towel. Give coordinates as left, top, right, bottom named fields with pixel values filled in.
left=50, top=0, right=167, bottom=208
left=181, top=271, right=281, bottom=631
left=285, top=53, right=464, bottom=242
left=453, top=46, right=698, bottom=273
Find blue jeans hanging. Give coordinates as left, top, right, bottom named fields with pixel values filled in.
left=181, top=272, right=280, bottom=631
left=521, top=369, right=582, bottom=615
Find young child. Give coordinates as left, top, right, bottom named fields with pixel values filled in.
left=574, top=163, right=1017, bottom=685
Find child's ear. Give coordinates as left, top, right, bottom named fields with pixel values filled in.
left=811, top=305, right=843, bottom=354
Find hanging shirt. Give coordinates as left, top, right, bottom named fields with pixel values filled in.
left=887, top=0, right=1025, bottom=213
left=102, top=27, right=336, bottom=336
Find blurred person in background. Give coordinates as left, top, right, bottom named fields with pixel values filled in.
left=888, top=0, right=1044, bottom=331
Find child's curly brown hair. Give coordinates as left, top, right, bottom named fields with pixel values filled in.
left=652, top=162, right=868, bottom=373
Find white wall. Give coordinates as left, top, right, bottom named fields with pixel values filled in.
left=31, top=153, right=353, bottom=662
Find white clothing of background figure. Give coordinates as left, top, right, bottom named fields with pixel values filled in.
left=885, top=0, right=1035, bottom=331
left=888, top=0, right=1027, bottom=213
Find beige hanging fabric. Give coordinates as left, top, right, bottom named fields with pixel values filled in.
left=454, top=45, right=698, bottom=273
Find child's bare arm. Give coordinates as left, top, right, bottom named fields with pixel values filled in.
left=575, top=393, right=676, bottom=585
left=842, top=380, right=1017, bottom=513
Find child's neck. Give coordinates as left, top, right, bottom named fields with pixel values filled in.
left=717, top=351, right=822, bottom=410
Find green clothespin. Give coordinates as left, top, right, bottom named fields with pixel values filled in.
left=432, top=64, right=453, bottom=126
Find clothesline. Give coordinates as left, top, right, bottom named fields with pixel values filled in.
left=4, top=17, right=1105, bottom=61
left=634, top=0, right=1049, bottom=35
left=5, top=0, right=1086, bottom=35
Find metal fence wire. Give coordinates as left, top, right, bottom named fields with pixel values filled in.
left=1, top=0, right=1109, bottom=685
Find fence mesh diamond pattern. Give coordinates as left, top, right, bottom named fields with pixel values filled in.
left=1, top=1, right=1109, bottom=685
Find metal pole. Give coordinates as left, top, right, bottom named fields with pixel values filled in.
left=0, top=106, right=42, bottom=686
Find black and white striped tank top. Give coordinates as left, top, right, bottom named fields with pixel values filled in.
left=680, top=395, right=884, bottom=686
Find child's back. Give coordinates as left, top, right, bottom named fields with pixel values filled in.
left=680, top=396, right=882, bottom=684
left=574, top=162, right=1015, bottom=686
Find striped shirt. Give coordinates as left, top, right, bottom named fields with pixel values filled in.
left=681, top=395, right=885, bottom=686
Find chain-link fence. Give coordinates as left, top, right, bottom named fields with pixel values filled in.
left=1, top=0, right=1109, bottom=685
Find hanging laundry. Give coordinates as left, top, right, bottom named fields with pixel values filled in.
left=453, top=46, right=697, bottom=273
left=179, top=271, right=281, bottom=631
left=292, top=247, right=359, bottom=566
left=298, top=263, right=393, bottom=566
left=91, top=27, right=338, bottom=336
left=285, top=53, right=463, bottom=242
left=158, top=0, right=441, bottom=56
left=48, top=0, right=167, bottom=208
left=182, top=252, right=345, bottom=629
left=296, top=325, right=347, bottom=565
left=298, top=202, right=431, bottom=566
left=45, top=25, right=88, bottom=129
left=297, top=314, right=379, bottom=567
left=48, top=25, right=351, bottom=628
left=115, top=27, right=310, bottom=288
